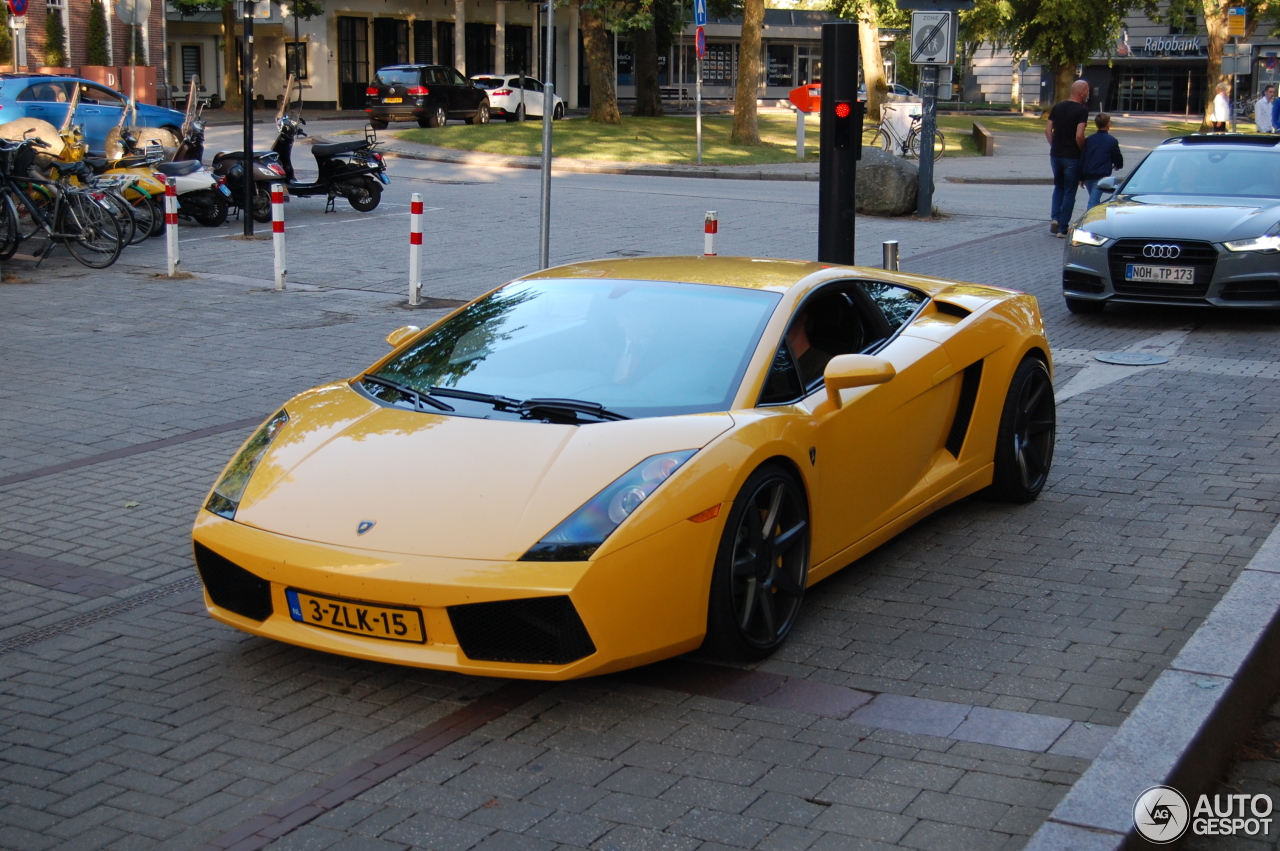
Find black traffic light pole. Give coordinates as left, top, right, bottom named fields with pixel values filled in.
left=242, top=1, right=255, bottom=237
left=817, top=21, right=860, bottom=265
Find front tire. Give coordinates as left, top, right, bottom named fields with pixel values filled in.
left=703, top=464, right=809, bottom=661
left=466, top=100, right=490, bottom=125
left=251, top=185, right=272, bottom=223
left=553, top=103, right=564, bottom=120
left=347, top=177, right=382, bottom=212
left=988, top=357, right=1056, bottom=503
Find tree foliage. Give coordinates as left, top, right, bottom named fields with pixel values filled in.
left=86, top=0, right=109, bottom=65
left=826, top=0, right=902, bottom=122
left=44, top=6, right=68, bottom=67
left=959, top=0, right=1135, bottom=103
left=0, top=4, right=10, bottom=65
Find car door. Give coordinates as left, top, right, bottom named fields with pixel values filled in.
left=15, top=81, right=73, bottom=128
left=783, top=281, right=958, bottom=566
left=74, top=83, right=126, bottom=154
left=447, top=67, right=480, bottom=115
left=523, top=77, right=545, bottom=118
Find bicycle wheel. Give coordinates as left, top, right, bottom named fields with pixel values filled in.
left=126, top=192, right=158, bottom=243
left=879, top=128, right=896, bottom=154
left=13, top=183, right=55, bottom=243
left=100, top=190, right=138, bottom=246
left=907, top=130, right=922, bottom=159
left=932, top=131, right=946, bottom=161
left=59, top=192, right=122, bottom=269
left=0, top=192, right=18, bottom=260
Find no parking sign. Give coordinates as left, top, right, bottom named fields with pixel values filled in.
left=7, top=0, right=27, bottom=16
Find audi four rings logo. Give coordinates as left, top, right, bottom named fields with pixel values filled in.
left=1143, top=244, right=1182, bottom=259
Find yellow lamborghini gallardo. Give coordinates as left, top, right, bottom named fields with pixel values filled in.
left=193, top=257, right=1055, bottom=679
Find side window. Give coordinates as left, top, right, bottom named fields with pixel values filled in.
left=860, top=282, right=926, bottom=331
left=450, top=69, right=469, bottom=86
left=759, top=346, right=802, bottom=405
left=82, top=85, right=124, bottom=107
left=526, top=79, right=543, bottom=93
left=18, top=83, right=68, bottom=102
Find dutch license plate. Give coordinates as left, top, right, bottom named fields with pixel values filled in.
left=1125, top=264, right=1195, bottom=284
left=383, top=97, right=403, bottom=104
left=286, top=588, right=426, bottom=643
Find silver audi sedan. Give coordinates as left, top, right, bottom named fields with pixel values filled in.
left=1062, top=134, right=1280, bottom=314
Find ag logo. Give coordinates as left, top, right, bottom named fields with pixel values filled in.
left=1134, top=785, right=1190, bottom=843
left=356, top=520, right=375, bottom=535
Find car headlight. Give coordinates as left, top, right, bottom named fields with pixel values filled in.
left=1224, top=233, right=1280, bottom=254
left=1070, top=229, right=1110, bottom=247
left=204, top=410, right=289, bottom=520
left=521, top=450, right=697, bottom=562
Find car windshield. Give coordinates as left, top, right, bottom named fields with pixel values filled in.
left=1123, top=146, right=1280, bottom=198
left=372, top=69, right=420, bottom=87
left=369, top=279, right=781, bottom=420
left=473, top=77, right=504, bottom=89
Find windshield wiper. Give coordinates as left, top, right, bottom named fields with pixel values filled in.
left=427, top=386, right=522, bottom=411
left=518, top=397, right=630, bottom=422
left=361, top=375, right=455, bottom=412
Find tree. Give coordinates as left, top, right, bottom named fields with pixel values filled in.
left=827, top=0, right=901, bottom=123
left=580, top=0, right=623, bottom=123
left=0, top=4, right=10, bottom=65
left=87, top=0, right=109, bottom=65
left=1146, top=0, right=1280, bottom=129
left=45, top=6, right=68, bottom=67
left=730, top=0, right=763, bottom=144
left=961, top=0, right=1135, bottom=104
left=629, top=0, right=680, bottom=117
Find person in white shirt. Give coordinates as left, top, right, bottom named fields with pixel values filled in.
left=1256, top=85, right=1276, bottom=133
left=1211, top=83, right=1230, bottom=132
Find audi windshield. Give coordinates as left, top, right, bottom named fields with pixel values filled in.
left=1122, top=146, right=1280, bottom=198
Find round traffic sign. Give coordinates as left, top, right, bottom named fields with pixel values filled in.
left=114, top=0, right=151, bottom=27
left=7, top=0, right=28, bottom=17
left=696, top=26, right=706, bottom=59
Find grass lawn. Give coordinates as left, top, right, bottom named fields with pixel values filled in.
left=937, top=114, right=1045, bottom=134
left=1164, top=119, right=1211, bottom=136
left=392, top=111, right=983, bottom=163
left=396, top=114, right=821, bottom=165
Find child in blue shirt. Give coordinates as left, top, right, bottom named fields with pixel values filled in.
left=1079, top=113, right=1124, bottom=210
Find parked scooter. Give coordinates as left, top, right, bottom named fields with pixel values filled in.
left=270, top=75, right=388, bottom=212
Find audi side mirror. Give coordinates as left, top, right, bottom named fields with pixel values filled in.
left=1097, top=176, right=1119, bottom=193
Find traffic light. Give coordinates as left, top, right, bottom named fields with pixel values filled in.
left=818, top=22, right=860, bottom=265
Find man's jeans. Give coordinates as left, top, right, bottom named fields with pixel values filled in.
left=1051, top=156, right=1081, bottom=227
left=1083, top=178, right=1105, bottom=210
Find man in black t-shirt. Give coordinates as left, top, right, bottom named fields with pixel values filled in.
left=1044, top=80, right=1090, bottom=236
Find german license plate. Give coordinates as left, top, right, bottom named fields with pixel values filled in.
left=285, top=589, right=426, bottom=643
left=1125, top=264, right=1195, bottom=283
left=383, top=97, right=403, bottom=104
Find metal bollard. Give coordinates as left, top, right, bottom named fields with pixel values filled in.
left=409, top=193, right=423, bottom=306
left=164, top=177, right=179, bottom=276
left=271, top=184, right=286, bottom=291
left=795, top=107, right=806, bottom=160
left=704, top=211, right=718, bottom=257
left=882, top=240, right=899, bottom=272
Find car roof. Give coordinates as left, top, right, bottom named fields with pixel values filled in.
left=517, top=256, right=988, bottom=301
left=1158, top=133, right=1280, bottom=150
left=378, top=65, right=451, bottom=71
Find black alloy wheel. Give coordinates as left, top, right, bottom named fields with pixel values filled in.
left=428, top=105, right=448, bottom=128
left=553, top=103, right=564, bottom=120
left=989, top=356, right=1056, bottom=503
left=509, top=103, right=525, bottom=123
left=189, top=190, right=229, bottom=227
left=704, top=465, right=809, bottom=660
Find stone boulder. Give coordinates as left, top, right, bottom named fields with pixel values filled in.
left=855, top=146, right=929, bottom=216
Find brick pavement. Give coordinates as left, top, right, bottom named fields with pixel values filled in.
left=1, top=159, right=1279, bottom=849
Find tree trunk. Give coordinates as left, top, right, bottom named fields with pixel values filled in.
left=1052, top=62, right=1074, bottom=104
left=633, top=24, right=663, bottom=117
left=1203, top=0, right=1228, bottom=130
left=581, top=7, right=620, bottom=123
left=858, top=5, right=886, bottom=124
left=222, top=2, right=242, bottom=109
left=731, top=0, right=763, bottom=145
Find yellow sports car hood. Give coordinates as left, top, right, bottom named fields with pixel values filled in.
left=232, top=383, right=733, bottom=560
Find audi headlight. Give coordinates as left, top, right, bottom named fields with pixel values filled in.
left=1070, top=229, right=1110, bottom=247
left=521, top=450, right=697, bottom=562
left=204, top=410, right=289, bottom=520
left=1224, top=234, right=1280, bottom=253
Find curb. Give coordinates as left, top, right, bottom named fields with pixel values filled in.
left=1025, top=520, right=1280, bottom=849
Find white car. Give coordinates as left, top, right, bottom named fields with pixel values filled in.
left=471, top=74, right=565, bottom=122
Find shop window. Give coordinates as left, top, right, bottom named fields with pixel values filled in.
left=767, top=44, right=794, bottom=87
left=703, top=43, right=735, bottom=86
left=617, top=39, right=634, bottom=85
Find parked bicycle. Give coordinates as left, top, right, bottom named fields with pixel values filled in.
left=870, top=113, right=945, bottom=161
left=0, top=136, right=123, bottom=268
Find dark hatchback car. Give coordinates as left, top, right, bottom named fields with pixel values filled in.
left=365, top=65, right=490, bottom=129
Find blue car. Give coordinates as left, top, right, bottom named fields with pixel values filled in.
left=0, top=73, right=185, bottom=155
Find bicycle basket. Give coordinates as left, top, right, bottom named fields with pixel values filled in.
left=1, top=143, right=38, bottom=176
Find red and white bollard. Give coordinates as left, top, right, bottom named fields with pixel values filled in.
left=409, top=193, right=423, bottom=306
left=272, top=183, right=286, bottom=292
left=164, top=177, right=179, bottom=276
left=704, top=211, right=718, bottom=256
